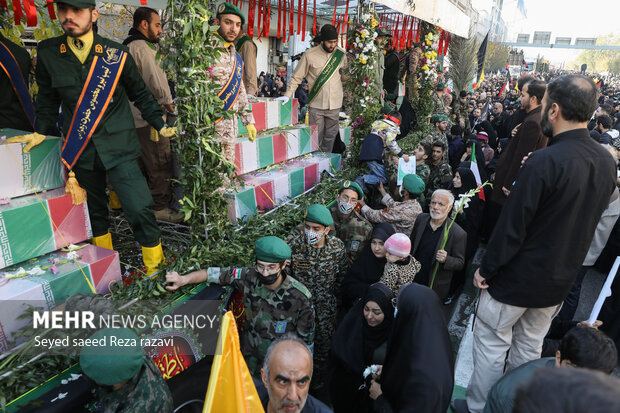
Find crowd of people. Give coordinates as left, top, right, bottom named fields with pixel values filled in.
left=3, top=1, right=620, bottom=412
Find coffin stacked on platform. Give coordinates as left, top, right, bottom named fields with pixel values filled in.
left=0, top=128, right=122, bottom=353
left=225, top=98, right=352, bottom=222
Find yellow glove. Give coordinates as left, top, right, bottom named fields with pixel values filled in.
left=6, top=132, right=46, bottom=153
left=159, top=126, right=177, bottom=138
left=246, top=124, right=257, bottom=142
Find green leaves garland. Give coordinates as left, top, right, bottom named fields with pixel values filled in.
left=344, top=2, right=383, bottom=163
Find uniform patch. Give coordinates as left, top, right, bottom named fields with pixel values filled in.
left=95, top=44, right=103, bottom=54
left=60, top=44, right=66, bottom=54
left=232, top=268, right=242, bottom=279
left=275, top=321, right=287, bottom=334
left=350, top=240, right=360, bottom=252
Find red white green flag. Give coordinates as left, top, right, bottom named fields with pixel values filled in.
left=471, top=142, right=485, bottom=201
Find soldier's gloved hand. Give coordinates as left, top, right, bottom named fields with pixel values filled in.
left=246, top=124, right=257, bottom=142
left=6, top=132, right=46, bottom=153
left=159, top=125, right=177, bottom=138
left=275, top=96, right=289, bottom=105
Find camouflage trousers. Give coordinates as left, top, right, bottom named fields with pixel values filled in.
left=215, top=117, right=238, bottom=188
left=311, top=298, right=337, bottom=389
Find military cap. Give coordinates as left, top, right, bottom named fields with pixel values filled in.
left=54, top=0, right=96, bottom=8
left=304, top=204, right=333, bottom=227
left=255, top=236, right=291, bottom=263
left=436, top=82, right=446, bottom=90
left=431, top=114, right=448, bottom=124
left=402, top=174, right=425, bottom=196
left=79, top=328, right=144, bottom=386
left=216, top=2, right=246, bottom=25
left=339, top=180, right=364, bottom=200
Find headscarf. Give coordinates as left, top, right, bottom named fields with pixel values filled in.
left=342, top=224, right=395, bottom=304
left=331, top=283, right=395, bottom=374
left=452, top=167, right=478, bottom=196
left=461, top=137, right=488, bottom=181
left=380, top=284, right=454, bottom=413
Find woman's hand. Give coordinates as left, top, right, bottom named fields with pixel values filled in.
left=369, top=379, right=383, bottom=400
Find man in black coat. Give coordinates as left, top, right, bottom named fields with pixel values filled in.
left=453, top=74, right=617, bottom=413
left=410, top=189, right=466, bottom=302
left=382, top=43, right=399, bottom=97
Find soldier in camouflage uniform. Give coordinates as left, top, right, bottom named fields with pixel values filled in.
left=431, top=82, right=448, bottom=117
left=213, top=3, right=257, bottom=185
left=286, top=205, right=347, bottom=390
left=452, top=90, right=471, bottom=134
left=80, top=328, right=174, bottom=412
left=360, top=175, right=424, bottom=237
left=413, top=142, right=432, bottom=209
left=329, top=180, right=373, bottom=264
left=426, top=141, right=453, bottom=202
left=165, top=236, right=315, bottom=377
left=423, top=114, right=449, bottom=161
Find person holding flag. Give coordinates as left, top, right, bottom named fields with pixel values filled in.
left=8, top=0, right=177, bottom=275
left=279, top=24, right=347, bottom=153
left=0, top=32, right=35, bottom=131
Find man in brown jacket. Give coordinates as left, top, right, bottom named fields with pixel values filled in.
left=235, top=28, right=257, bottom=96
left=124, top=7, right=181, bottom=223
left=486, top=80, right=547, bottom=234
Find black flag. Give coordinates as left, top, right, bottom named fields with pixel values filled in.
left=477, top=31, right=489, bottom=81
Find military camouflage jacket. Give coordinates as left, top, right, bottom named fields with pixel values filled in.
left=431, top=92, right=446, bottom=116
left=416, top=162, right=431, bottom=208
left=207, top=267, right=315, bottom=376
left=329, top=204, right=373, bottom=264
left=426, top=160, right=453, bottom=200
left=90, top=357, right=173, bottom=413
left=361, top=194, right=422, bottom=237
left=286, top=225, right=348, bottom=307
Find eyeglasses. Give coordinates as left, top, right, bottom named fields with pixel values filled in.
left=255, top=263, right=280, bottom=273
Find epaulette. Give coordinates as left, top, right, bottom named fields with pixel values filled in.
left=288, top=276, right=312, bottom=299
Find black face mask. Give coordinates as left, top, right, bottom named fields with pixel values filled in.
left=256, top=271, right=280, bottom=285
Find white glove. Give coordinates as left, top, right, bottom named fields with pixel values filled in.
left=275, top=96, right=290, bottom=105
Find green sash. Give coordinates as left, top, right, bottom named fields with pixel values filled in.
left=235, top=34, right=254, bottom=52
left=307, top=49, right=344, bottom=104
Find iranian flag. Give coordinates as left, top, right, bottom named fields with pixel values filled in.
left=471, top=143, right=486, bottom=201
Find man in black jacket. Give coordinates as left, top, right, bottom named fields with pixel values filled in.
left=453, top=74, right=617, bottom=413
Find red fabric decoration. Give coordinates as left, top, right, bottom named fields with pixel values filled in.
left=297, top=0, right=301, bottom=35
left=284, top=0, right=288, bottom=42
left=443, top=32, right=451, bottom=55
left=277, top=0, right=282, bottom=39
left=407, top=17, right=414, bottom=47
left=343, top=0, right=349, bottom=32
left=302, top=0, right=307, bottom=40
left=247, top=0, right=256, bottom=38
left=289, top=0, right=293, bottom=36
left=332, top=0, right=337, bottom=26
left=313, top=0, right=317, bottom=36
left=400, top=16, right=408, bottom=50
left=0, top=0, right=8, bottom=10
left=12, top=0, right=22, bottom=25
left=257, top=0, right=263, bottom=40
left=22, top=0, right=37, bottom=27
left=265, top=0, right=271, bottom=37
left=393, top=15, right=400, bottom=48
left=45, top=0, right=56, bottom=19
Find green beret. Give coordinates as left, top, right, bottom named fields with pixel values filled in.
left=80, top=328, right=144, bottom=386
left=255, top=236, right=291, bottom=263
left=53, top=0, right=95, bottom=8
left=431, top=114, right=448, bottom=124
left=339, top=180, right=364, bottom=200
left=216, top=2, right=246, bottom=25
left=304, top=204, right=333, bottom=227
left=436, top=82, right=446, bottom=90
left=402, top=174, right=425, bottom=196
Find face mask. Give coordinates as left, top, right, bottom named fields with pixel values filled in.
left=338, top=200, right=355, bottom=215
left=257, top=272, right=280, bottom=285
left=305, top=228, right=325, bottom=246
